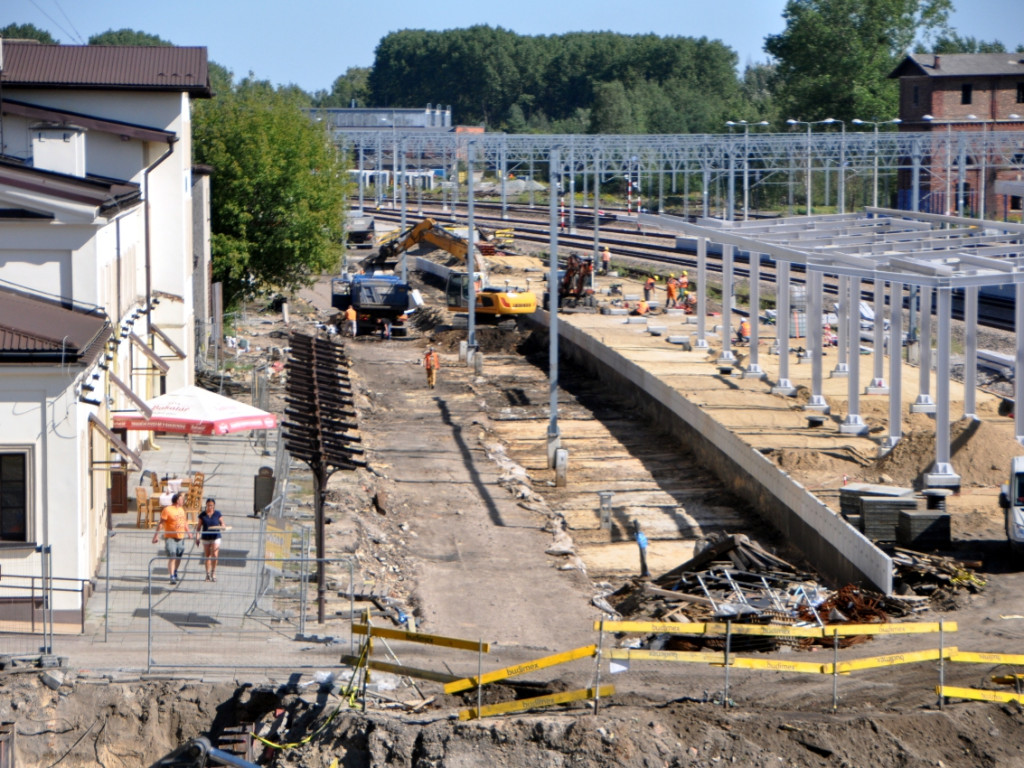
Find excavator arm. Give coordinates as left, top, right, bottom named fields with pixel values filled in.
left=378, top=218, right=470, bottom=263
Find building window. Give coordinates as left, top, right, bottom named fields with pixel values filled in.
left=961, top=84, right=973, bottom=105
left=0, top=453, right=27, bottom=542
left=1017, top=83, right=1024, bottom=104
left=1011, top=196, right=1022, bottom=212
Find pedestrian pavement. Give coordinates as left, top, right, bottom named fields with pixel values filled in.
left=57, top=431, right=351, bottom=679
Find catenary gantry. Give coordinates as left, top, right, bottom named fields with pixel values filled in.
left=335, top=128, right=1024, bottom=222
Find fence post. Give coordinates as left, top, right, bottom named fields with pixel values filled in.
left=938, top=620, right=945, bottom=710
left=104, top=529, right=111, bottom=643
left=146, top=559, right=153, bottom=673
left=723, top=620, right=732, bottom=707
left=831, top=629, right=840, bottom=712
left=477, top=639, right=485, bottom=719
left=594, top=620, right=605, bottom=715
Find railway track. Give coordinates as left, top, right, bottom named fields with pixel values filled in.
left=364, top=202, right=1017, bottom=332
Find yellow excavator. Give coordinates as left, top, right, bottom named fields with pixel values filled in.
left=376, top=218, right=537, bottom=318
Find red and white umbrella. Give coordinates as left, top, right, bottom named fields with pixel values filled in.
left=113, top=386, right=277, bottom=465
left=114, top=386, right=277, bottom=434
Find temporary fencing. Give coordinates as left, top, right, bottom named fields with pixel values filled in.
left=596, top=618, right=960, bottom=711
left=143, top=553, right=355, bottom=672
left=0, top=563, right=88, bottom=660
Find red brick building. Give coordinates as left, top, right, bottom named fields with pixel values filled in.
left=889, top=53, right=1024, bottom=219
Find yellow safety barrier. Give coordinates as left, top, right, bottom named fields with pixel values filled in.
left=340, top=655, right=461, bottom=685
left=950, top=650, right=1024, bottom=665
left=596, top=620, right=957, bottom=638
left=352, top=624, right=490, bottom=653
left=445, top=645, right=596, bottom=694
left=459, top=685, right=614, bottom=721
left=828, top=647, right=957, bottom=674
left=606, top=648, right=729, bottom=664
left=938, top=685, right=1024, bottom=704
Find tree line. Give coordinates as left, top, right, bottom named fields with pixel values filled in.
left=3, top=2, right=1021, bottom=304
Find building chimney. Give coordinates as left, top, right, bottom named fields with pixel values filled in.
left=934, top=55, right=941, bottom=69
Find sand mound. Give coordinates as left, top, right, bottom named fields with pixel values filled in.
left=874, top=417, right=1024, bottom=488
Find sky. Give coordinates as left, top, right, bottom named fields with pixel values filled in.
left=6, top=0, right=1024, bottom=95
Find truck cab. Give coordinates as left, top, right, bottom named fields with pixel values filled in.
left=331, top=273, right=421, bottom=337
left=1000, top=455, right=1024, bottom=552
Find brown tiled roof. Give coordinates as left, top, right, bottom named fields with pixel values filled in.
left=0, top=42, right=211, bottom=97
left=891, top=53, right=1024, bottom=79
left=0, top=286, right=111, bottom=364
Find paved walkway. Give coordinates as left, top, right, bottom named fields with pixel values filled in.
left=57, top=432, right=352, bottom=677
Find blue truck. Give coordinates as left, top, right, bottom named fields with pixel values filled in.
left=331, top=273, right=422, bottom=337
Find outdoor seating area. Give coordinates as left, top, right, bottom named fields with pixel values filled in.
left=134, top=471, right=206, bottom=527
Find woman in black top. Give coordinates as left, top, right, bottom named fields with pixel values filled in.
left=195, top=498, right=224, bottom=582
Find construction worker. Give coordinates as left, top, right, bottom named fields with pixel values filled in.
left=643, top=276, right=656, bottom=302
left=344, top=305, right=357, bottom=337
left=666, top=274, right=679, bottom=308
left=424, top=346, right=440, bottom=389
left=682, top=291, right=697, bottom=313
left=737, top=318, right=751, bottom=345
left=631, top=298, right=650, bottom=316
left=679, top=271, right=689, bottom=292
left=601, top=246, right=611, bottom=275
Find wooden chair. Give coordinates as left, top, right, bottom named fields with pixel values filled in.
left=183, top=486, right=202, bottom=525
left=135, top=487, right=159, bottom=528
left=149, top=473, right=161, bottom=494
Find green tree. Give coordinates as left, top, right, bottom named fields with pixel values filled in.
left=765, top=0, right=952, bottom=122
left=192, top=78, right=347, bottom=303
left=933, top=33, right=1006, bottom=53
left=313, top=67, right=371, bottom=108
left=0, top=23, right=56, bottom=43
left=88, top=29, right=172, bottom=46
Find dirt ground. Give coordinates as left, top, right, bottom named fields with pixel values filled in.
left=6, top=264, right=1024, bottom=767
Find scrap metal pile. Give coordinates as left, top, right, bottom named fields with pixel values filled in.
left=604, top=533, right=984, bottom=652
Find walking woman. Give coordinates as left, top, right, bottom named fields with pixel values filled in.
left=195, top=498, right=224, bottom=582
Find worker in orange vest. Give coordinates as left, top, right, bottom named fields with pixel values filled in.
left=631, top=299, right=650, bottom=316
left=601, top=247, right=612, bottom=274
left=344, top=305, right=357, bottom=337
left=423, top=346, right=440, bottom=389
left=643, top=276, right=656, bottom=301
left=666, top=274, right=679, bottom=308
left=737, top=318, right=751, bottom=345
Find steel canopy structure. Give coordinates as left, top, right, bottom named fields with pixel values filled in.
left=335, top=128, right=1024, bottom=224
left=639, top=208, right=1024, bottom=489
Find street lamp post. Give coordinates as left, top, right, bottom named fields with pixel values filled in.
left=726, top=120, right=769, bottom=220
left=786, top=118, right=837, bottom=215
left=852, top=118, right=901, bottom=208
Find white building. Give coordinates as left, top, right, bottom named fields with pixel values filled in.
left=0, top=40, right=211, bottom=627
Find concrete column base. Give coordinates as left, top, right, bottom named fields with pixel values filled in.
left=839, top=416, right=870, bottom=436
left=546, top=432, right=562, bottom=469
left=830, top=364, right=850, bottom=378
left=910, top=396, right=936, bottom=414
left=925, top=463, right=961, bottom=490
left=742, top=365, right=766, bottom=380
left=880, top=434, right=902, bottom=455
left=693, top=339, right=709, bottom=349
left=805, top=396, right=830, bottom=414
left=865, top=379, right=890, bottom=395
left=771, top=379, right=797, bottom=396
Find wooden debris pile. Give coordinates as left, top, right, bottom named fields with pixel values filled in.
left=890, top=547, right=986, bottom=601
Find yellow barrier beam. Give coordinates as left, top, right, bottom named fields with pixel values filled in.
left=445, top=645, right=596, bottom=694
left=829, top=647, right=956, bottom=674
left=606, top=649, right=828, bottom=674
left=340, top=655, right=461, bottom=685
left=606, top=648, right=727, bottom=664
left=597, top=620, right=956, bottom=638
left=938, top=685, right=1024, bottom=704
left=352, top=624, right=489, bottom=653
left=951, top=651, right=1024, bottom=666
left=729, top=657, right=828, bottom=675
left=595, top=621, right=706, bottom=634
left=458, top=685, right=614, bottom=721
left=825, top=621, right=957, bottom=636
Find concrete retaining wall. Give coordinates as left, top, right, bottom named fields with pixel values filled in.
left=529, top=312, right=893, bottom=594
